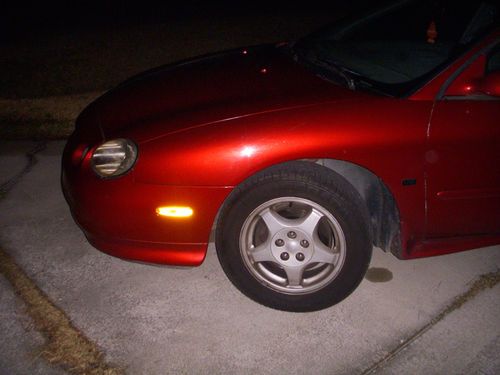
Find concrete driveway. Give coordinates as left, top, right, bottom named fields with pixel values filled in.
left=1, top=141, right=499, bottom=374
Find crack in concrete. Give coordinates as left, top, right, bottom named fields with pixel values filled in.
left=0, top=141, right=46, bottom=195
left=360, top=269, right=500, bottom=374
left=0, top=142, right=123, bottom=374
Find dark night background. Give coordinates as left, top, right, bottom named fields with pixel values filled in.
left=1, top=0, right=374, bottom=41
left=0, top=0, right=375, bottom=102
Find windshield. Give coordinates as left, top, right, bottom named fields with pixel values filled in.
left=292, top=0, right=499, bottom=97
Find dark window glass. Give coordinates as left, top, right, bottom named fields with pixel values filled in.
left=487, top=45, right=500, bottom=73
left=295, top=0, right=499, bottom=96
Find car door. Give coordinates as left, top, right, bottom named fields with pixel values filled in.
left=425, top=41, right=500, bottom=238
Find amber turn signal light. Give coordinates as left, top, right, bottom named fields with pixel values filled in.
left=156, top=206, right=193, bottom=218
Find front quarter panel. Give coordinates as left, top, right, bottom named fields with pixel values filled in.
left=133, top=98, right=432, bottom=252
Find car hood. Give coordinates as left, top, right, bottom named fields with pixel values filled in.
left=80, top=44, right=364, bottom=141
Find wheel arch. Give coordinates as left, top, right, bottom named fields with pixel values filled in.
left=313, top=159, right=401, bottom=255
left=211, top=158, right=402, bottom=256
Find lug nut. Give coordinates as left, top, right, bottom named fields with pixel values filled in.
left=280, top=252, right=290, bottom=261
left=300, top=239, right=309, bottom=248
left=296, top=252, right=305, bottom=261
left=287, top=231, right=297, bottom=239
left=275, top=239, right=285, bottom=247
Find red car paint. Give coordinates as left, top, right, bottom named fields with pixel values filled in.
left=62, top=31, right=500, bottom=267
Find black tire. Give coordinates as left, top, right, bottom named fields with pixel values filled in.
left=216, top=161, right=372, bottom=312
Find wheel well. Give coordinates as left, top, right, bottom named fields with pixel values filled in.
left=210, top=159, right=402, bottom=255
left=312, top=159, right=401, bottom=254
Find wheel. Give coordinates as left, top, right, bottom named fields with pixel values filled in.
left=216, top=161, right=372, bottom=312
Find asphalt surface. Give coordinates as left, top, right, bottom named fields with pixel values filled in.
left=0, top=140, right=499, bottom=374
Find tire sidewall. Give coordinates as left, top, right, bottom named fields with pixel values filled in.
left=217, top=169, right=372, bottom=312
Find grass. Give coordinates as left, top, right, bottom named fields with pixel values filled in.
left=0, top=115, right=74, bottom=140
left=0, top=147, right=121, bottom=373
left=0, top=247, right=123, bottom=374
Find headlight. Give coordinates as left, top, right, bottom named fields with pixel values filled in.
left=91, top=138, right=138, bottom=178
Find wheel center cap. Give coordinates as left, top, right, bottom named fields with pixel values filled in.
left=271, top=229, right=313, bottom=266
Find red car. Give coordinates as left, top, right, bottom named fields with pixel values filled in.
left=62, top=0, right=500, bottom=311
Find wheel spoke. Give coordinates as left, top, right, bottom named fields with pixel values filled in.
left=310, top=233, right=336, bottom=264
left=296, top=208, right=323, bottom=235
left=259, top=208, right=290, bottom=235
left=250, top=242, right=275, bottom=263
left=284, top=266, right=305, bottom=287
left=239, top=196, right=348, bottom=297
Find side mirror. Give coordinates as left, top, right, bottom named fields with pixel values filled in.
left=477, top=71, right=500, bottom=97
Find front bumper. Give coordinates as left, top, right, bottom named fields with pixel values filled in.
left=62, top=138, right=231, bottom=266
